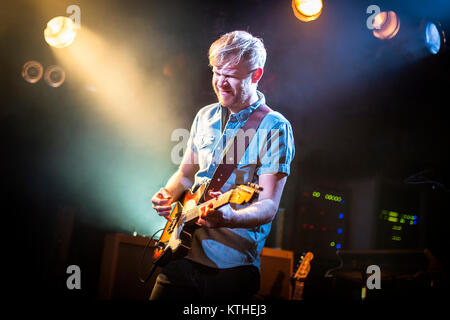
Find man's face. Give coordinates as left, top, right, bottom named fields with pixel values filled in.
left=212, top=61, right=255, bottom=109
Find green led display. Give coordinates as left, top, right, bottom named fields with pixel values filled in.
left=389, top=211, right=398, bottom=217
left=324, top=194, right=342, bottom=202
left=380, top=209, right=417, bottom=225
left=388, top=216, right=398, bottom=223
left=311, top=191, right=344, bottom=203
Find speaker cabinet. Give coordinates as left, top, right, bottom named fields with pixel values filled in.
left=258, top=247, right=294, bottom=300
left=97, top=233, right=159, bottom=300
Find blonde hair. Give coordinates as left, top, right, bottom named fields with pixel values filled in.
left=208, top=30, right=267, bottom=70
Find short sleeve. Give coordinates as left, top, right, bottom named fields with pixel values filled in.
left=180, top=113, right=200, bottom=167
left=256, top=120, right=295, bottom=176
left=185, top=113, right=200, bottom=156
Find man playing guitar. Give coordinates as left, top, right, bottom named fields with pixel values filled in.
left=150, top=30, right=295, bottom=301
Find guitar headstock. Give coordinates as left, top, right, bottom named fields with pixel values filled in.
left=292, top=252, right=314, bottom=281
left=229, top=183, right=263, bottom=205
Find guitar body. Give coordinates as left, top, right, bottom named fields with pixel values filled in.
left=152, top=182, right=262, bottom=267
left=153, top=183, right=207, bottom=266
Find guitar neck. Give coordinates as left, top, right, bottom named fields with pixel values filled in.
left=292, top=280, right=305, bottom=300
left=183, top=190, right=233, bottom=223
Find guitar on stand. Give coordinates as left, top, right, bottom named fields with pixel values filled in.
left=291, top=252, right=314, bottom=300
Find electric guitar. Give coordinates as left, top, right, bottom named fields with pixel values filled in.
left=291, top=252, right=314, bottom=300
left=153, top=182, right=263, bottom=266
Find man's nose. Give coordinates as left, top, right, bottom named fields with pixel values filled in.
left=217, top=76, right=228, bottom=88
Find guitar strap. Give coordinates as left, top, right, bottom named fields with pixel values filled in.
left=203, top=103, right=272, bottom=201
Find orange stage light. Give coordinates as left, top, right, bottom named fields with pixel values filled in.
left=292, top=0, right=323, bottom=22
left=372, top=11, right=400, bottom=40
left=44, top=16, right=77, bottom=48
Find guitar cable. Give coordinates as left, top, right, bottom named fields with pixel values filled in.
left=138, top=228, right=164, bottom=285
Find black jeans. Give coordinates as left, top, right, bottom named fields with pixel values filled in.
left=149, top=258, right=260, bottom=301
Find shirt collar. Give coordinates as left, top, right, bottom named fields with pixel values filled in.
left=225, top=91, right=266, bottom=124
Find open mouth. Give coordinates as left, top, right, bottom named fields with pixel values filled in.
left=219, top=90, right=232, bottom=96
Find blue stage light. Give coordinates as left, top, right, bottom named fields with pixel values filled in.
left=424, top=22, right=446, bottom=55
left=425, top=22, right=441, bottom=54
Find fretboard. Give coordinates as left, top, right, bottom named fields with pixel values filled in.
left=292, top=281, right=305, bottom=300
left=182, top=190, right=233, bottom=223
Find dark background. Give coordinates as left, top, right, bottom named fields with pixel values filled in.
left=1, top=0, right=449, bottom=300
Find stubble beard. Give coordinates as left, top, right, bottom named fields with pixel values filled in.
left=214, top=81, right=251, bottom=110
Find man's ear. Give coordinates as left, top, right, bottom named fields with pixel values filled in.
left=252, top=68, right=263, bottom=83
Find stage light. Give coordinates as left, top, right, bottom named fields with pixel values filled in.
left=424, top=22, right=446, bottom=54
left=44, top=65, right=66, bottom=87
left=292, top=0, right=323, bottom=22
left=22, top=61, right=43, bottom=84
left=372, top=11, right=400, bottom=40
left=44, top=16, right=77, bottom=48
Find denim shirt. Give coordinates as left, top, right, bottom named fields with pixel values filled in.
left=185, top=91, right=295, bottom=269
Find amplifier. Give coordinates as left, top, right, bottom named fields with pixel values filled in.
left=97, top=233, right=159, bottom=300
left=258, top=247, right=294, bottom=300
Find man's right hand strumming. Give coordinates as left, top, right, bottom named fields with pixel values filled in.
left=151, top=188, right=174, bottom=220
